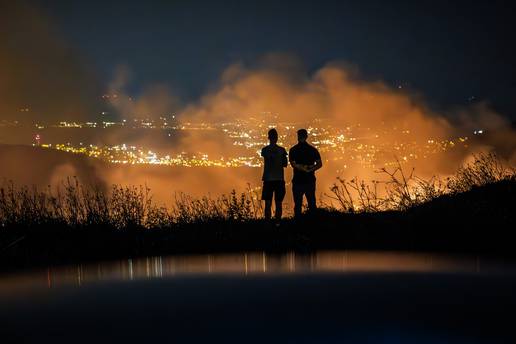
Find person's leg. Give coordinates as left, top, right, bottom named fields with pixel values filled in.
left=262, top=182, right=273, bottom=220
left=306, top=182, right=317, bottom=213
left=274, top=181, right=286, bottom=220
left=264, top=200, right=272, bottom=220
left=292, top=183, right=303, bottom=218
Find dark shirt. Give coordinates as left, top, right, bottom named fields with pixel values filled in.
left=289, top=142, right=321, bottom=184
left=261, top=144, right=288, bottom=181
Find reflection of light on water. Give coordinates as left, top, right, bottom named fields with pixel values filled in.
left=0, top=251, right=504, bottom=294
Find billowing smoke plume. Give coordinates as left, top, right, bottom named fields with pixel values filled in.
left=100, top=54, right=515, bottom=205
left=182, top=56, right=452, bottom=140
left=172, top=55, right=513, bottom=164
left=0, top=2, right=514, bottom=207
left=0, top=1, right=105, bottom=123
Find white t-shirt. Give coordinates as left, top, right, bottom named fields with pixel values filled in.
left=261, top=144, right=288, bottom=181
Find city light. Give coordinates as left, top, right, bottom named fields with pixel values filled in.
left=27, top=116, right=473, bottom=170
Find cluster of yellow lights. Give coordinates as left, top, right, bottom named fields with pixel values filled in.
left=41, top=143, right=260, bottom=168
left=33, top=117, right=473, bottom=169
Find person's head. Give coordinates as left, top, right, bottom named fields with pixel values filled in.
left=268, top=128, right=278, bottom=144
left=297, top=129, right=308, bottom=143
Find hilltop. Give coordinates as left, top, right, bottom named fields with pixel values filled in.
left=1, top=177, right=514, bottom=272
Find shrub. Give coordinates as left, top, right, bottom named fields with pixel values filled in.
left=0, top=153, right=513, bottom=228
left=327, top=153, right=514, bottom=213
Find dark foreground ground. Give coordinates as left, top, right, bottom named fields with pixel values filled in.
left=1, top=272, right=515, bottom=343
left=1, top=179, right=515, bottom=272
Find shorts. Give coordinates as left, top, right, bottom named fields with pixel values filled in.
left=261, top=180, right=286, bottom=202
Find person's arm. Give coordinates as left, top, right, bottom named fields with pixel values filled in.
left=291, top=161, right=310, bottom=172
left=289, top=149, right=308, bottom=172
left=290, top=157, right=310, bottom=172
left=306, top=159, right=322, bottom=172
left=306, top=149, right=322, bottom=172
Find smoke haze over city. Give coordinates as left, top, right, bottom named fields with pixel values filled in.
left=1, top=0, right=515, bottom=207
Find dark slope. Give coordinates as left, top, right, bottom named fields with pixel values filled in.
left=1, top=179, right=515, bottom=272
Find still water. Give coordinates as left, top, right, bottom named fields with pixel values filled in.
left=1, top=251, right=515, bottom=343
left=0, top=251, right=508, bottom=292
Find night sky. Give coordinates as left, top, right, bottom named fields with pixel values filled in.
left=18, top=0, right=516, bottom=118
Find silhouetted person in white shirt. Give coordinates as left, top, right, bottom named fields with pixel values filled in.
left=261, top=128, right=288, bottom=221
left=289, top=129, right=322, bottom=217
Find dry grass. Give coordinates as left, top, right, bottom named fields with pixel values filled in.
left=1, top=153, right=514, bottom=228
left=0, top=178, right=261, bottom=229
left=326, top=152, right=514, bottom=212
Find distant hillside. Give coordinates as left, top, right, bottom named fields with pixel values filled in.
left=0, top=144, right=261, bottom=202
left=0, top=144, right=105, bottom=187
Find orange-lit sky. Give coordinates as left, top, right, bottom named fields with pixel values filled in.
left=1, top=1, right=515, bottom=207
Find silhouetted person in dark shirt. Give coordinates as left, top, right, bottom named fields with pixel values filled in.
left=289, top=129, right=322, bottom=217
left=261, top=128, right=288, bottom=221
